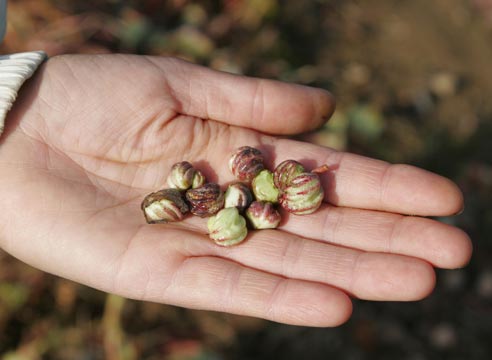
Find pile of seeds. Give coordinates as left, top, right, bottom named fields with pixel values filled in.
left=141, top=146, right=329, bottom=246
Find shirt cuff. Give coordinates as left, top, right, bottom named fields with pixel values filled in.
left=0, top=51, right=48, bottom=136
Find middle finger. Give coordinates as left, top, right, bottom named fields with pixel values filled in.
left=180, top=218, right=437, bottom=301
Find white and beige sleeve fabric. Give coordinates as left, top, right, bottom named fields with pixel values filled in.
left=0, top=51, right=47, bottom=135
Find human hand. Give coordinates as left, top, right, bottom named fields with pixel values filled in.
left=0, top=55, right=471, bottom=326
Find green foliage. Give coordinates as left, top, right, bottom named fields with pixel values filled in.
left=348, top=104, right=385, bottom=143
left=0, top=283, right=29, bottom=311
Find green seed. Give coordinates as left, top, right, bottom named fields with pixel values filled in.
left=251, top=169, right=280, bottom=203
left=208, top=207, right=248, bottom=246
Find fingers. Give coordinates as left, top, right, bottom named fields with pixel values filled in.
left=279, top=204, right=472, bottom=269
left=272, top=139, right=464, bottom=216
left=180, top=201, right=472, bottom=270
left=207, top=231, right=436, bottom=301
left=110, top=223, right=434, bottom=316
left=202, top=137, right=464, bottom=217
left=105, top=226, right=352, bottom=326
left=163, top=256, right=352, bottom=327
left=150, top=57, right=335, bottom=135
left=176, top=220, right=437, bottom=301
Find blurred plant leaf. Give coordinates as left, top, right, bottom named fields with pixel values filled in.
left=103, top=294, right=136, bottom=360
left=348, top=104, right=385, bottom=142
left=301, top=110, right=349, bottom=151
left=171, top=25, right=214, bottom=59
left=0, top=283, right=29, bottom=311
left=118, top=8, right=153, bottom=51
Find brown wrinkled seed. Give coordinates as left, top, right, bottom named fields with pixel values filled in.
left=185, top=183, right=225, bottom=217
left=229, top=146, right=265, bottom=182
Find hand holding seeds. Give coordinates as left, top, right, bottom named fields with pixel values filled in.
left=0, top=54, right=471, bottom=327
left=141, top=146, right=329, bottom=245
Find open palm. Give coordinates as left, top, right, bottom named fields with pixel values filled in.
left=0, top=55, right=471, bottom=326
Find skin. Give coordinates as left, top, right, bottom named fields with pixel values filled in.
left=0, top=55, right=472, bottom=327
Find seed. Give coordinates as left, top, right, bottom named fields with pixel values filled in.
left=251, top=169, right=280, bottom=203
left=280, top=172, right=324, bottom=215
left=273, top=160, right=305, bottom=191
left=167, top=161, right=206, bottom=190
left=224, top=182, right=254, bottom=212
left=229, top=146, right=265, bottom=183
left=185, top=183, right=225, bottom=217
left=245, top=201, right=281, bottom=229
left=208, top=207, right=248, bottom=246
left=191, top=169, right=206, bottom=189
left=141, top=189, right=189, bottom=223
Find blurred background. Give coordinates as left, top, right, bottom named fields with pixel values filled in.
left=0, top=0, right=491, bottom=358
